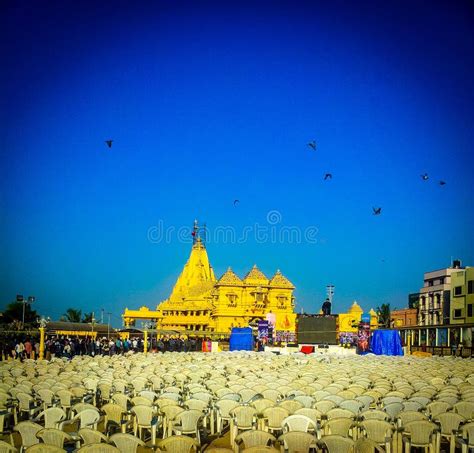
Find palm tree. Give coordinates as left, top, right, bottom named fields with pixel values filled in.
left=62, top=308, right=82, bottom=323
left=1, top=301, right=38, bottom=325
left=376, top=303, right=391, bottom=328
left=82, top=312, right=94, bottom=323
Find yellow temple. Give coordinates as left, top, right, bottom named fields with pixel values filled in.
left=122, top=233, right=297, bottom=336
left=338, top=301, right=378, bottom=333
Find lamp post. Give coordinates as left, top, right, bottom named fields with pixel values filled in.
left=90, top=313, right=96, bottom=339
left=143, top=322, right=150, bottom=354
left=17, top=295, right=35, bottom=327
left=326, top=285, right=335, bottom=304
left=106, top=312, right=111, bottom=340
left=38, top=316, right=49, bottom=360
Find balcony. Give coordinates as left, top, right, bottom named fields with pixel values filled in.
left=419, top=306, right=441, bottom=313
left=161, top=315, right=210, bottom=325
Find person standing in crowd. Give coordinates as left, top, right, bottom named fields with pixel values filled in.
left=184, top=337, right=190, bottom=352
left=168, top=336, right=175, bottom=352
left=34, top=340, right=40, bottom=359
left=190, top=337, right=197, bottom=352
left=115, top=337, right=122, bottom=354
left=15, top=340, right=25, bottom=360
left=24, top=338, right=32, bottom=359
left=63, top=341, right=71, bottom=358
left=157, top=337, right=164, bottom=352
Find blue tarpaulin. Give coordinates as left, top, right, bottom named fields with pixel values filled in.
left=229, top=327, right=254, bottom=351
left=370, top=329, right=404, bottom=356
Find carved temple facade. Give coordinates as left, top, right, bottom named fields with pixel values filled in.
left=122, top=237, right=297, bottom=335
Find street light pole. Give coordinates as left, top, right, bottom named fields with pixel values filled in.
left=326, top=285, right=335, bottom=304
left=18, top=295, right=35, bottom=327
left=90, top=313, right=96, bottom=339
left=107, top=312, right=111, bottom=340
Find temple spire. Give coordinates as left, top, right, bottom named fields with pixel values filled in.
left=168, top=228, right=216, bottom=303
left=192, top=219, right=199, bottom=244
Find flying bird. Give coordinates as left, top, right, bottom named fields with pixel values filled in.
left=324, top=173, right=332, bottom=180
left=105, top=140, right=113, bottom=148
left=439, top=180, right=446, bottom=186
left=307, top=140, right=316, bottom=151
left=421, top=173, right=429, bottom=181
left=233, top=199, right=240, bottom=206
left=373, top=207, right=382, bottom=215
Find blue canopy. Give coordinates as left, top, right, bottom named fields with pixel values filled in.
left=370, top=329, right=404, bottom=356
left=229, top=327, right=254, bottom=351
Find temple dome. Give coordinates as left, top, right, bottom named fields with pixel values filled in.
left=348, top=301, right=363, bottom=313
left=243, top=265, right=269, bottom=285
left=269, top=270, right=294, bottom=288
left=216, top=267, right=243, bottom=286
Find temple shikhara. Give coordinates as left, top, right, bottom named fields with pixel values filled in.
left=122, top=224, right=297, bottom=336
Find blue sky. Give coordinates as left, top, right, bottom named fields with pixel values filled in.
left=1, top=0, right=473, bottom=326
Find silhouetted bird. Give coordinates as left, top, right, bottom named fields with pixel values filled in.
left=373, top=207, right=382, bottom=215
left=421, top=173, right=429, bottom=181
left=307, top=140, right=316, bottom=150
left=105, top=140, right=113, bottom=148
left=233, top=199, right=240, bottom=206
left=324, top=173, right=332, bottom=180
left=439, top=180, right=446, bottom=186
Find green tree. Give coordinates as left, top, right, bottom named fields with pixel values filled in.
left=1, top=301, right=38, bottom=325
left=62, top=308, right=82, bottom=323
left=82, top=312, right=94, bottom=323
left=376, top=303, right=391, bottom=328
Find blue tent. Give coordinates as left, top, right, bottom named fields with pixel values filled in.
left=371, top=329, right=404, bottom=356
left=229, top=327, right=254, bottom=351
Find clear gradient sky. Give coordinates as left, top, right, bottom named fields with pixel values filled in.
left=1, top=0, right=473, bottom=326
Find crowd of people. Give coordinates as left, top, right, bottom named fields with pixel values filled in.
left=0, top=334, right=211, bottom=360
left=0, top=336, right=40, bottom=360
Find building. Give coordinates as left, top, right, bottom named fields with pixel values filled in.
left=45, top=322, right=112, bottom=338
left=418, top=261, right=464, bottom=326
left=336, top=301, right=378, bottom=345
left=391, top=308, right=418, bottom=327
left=337, top=301, right=378, bottom=333
left=450, top=267, right=474, bottom=326
left=397, top=260, right=474, bottom=352
left=122, top=233, right=297, bottom=337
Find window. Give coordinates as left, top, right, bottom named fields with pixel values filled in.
left=454, top=286, right=463, bottom=296
left=468, top=305, right=473, bottom=318
left=453, top=309, right=462, bottom=318
left=468, top=280, right=474, bottom=294
left=277, top=295, right=287, bottom=308
left=439, top=277, right=445, bottom=285
left=226, top=293, right=237, bottom=306
left=428, top=280, right=434, bottom=287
